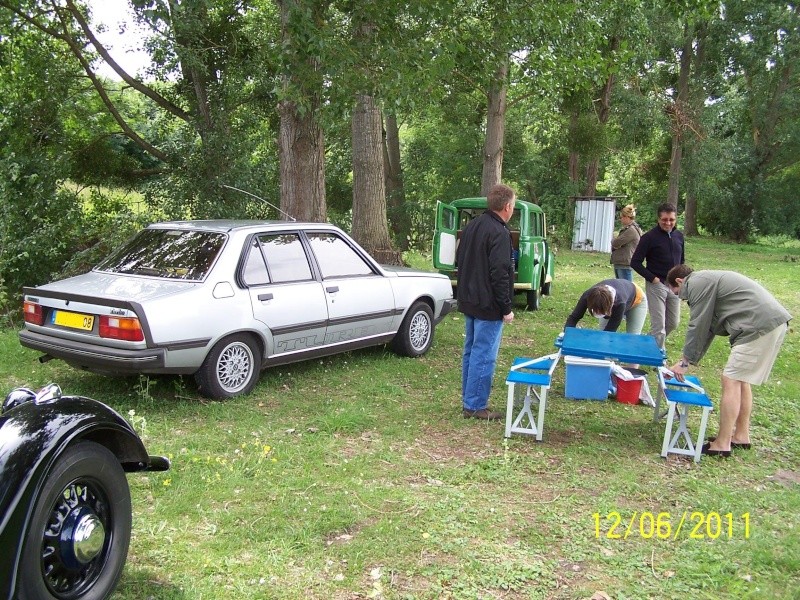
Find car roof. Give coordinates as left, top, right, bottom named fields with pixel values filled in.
left=147, top=220, right=341, bottom=233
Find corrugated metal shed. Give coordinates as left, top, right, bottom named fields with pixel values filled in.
left=571, top=196, right=625, bottom=253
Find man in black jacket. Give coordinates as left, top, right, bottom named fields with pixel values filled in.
left=456, top=184, right=516, bottom=420
left=631, top=202, right=685, bottom=348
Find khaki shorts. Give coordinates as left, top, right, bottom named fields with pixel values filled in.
left=724, top=323, right=788, bottom=385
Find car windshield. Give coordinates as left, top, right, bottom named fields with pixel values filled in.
left=96, top=229, right=226, bottom=281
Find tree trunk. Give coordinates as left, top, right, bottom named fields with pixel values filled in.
left=481, top=59, right=508, bottom=196
left=666, top=136, right=683, bottom=207
left=278, top=100, right=327, bottom=222
left=352, top=94, right=401, bottom=264
left=684, top=189, right=698, bottom=235
left=667, top=25, right=692, bottom=207
left=384, top=112, right=410, bottom=250
left=584, top=160, right=600, bottom=197
left=276, top=0, right=327, bottom=222
left=584, top=35, right=619, bottom=198
left=682, top=22, right=707, bottom=236
left=568, top=149, right=580, bottom=183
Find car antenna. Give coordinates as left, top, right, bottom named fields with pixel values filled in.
left=220, top=184, right=297, bottom=222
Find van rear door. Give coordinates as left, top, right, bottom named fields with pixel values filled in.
left=433, top=202, right=458, bottom=271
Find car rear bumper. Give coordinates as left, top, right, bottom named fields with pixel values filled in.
left=19, top=329, right=167, bottom=374
left=435, top=298, right=458, bottom=324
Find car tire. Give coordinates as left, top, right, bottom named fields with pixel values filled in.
left=526, top=288, right=541, bottom=311
left=390, top=301, right=434, bottom=357
left=17, top=441, right=131, bottom=600
left=541, top=280, right=551, bottom=296
left=195, top=333, right=262, bottom=399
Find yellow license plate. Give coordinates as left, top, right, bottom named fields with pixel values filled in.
left=52, top=310, right=95, bottom=331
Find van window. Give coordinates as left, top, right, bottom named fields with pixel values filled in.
left=531, top=213, right=544, bottom=237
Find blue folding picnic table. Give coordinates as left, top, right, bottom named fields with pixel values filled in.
left=556, top=327, right=667, bottom=420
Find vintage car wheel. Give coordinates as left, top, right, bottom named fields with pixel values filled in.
left=526, top=288, right=541, bottom=311
left=195, top=333, right=262, bottom=399
left=541, top=280, right=552, bottom=296
left=390, top=301, right=434, bottom=357
left=18, top=441, right=131, bottom=600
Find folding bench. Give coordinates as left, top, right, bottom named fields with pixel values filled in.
left=504, top=353, right=560, bottom=440
left=657, top=368, right=714, bottom=463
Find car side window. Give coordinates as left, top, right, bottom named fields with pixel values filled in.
left=307, top=233, right=374, bottom=278
left=242, top=239, right=270, bottom=286
left=259, top=233, right=313, bottom=283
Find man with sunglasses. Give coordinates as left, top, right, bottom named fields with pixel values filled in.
left=631, top=203, right=685, bottom=348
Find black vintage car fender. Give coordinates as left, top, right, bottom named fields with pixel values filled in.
left=0, top=384, right=169, bottom=600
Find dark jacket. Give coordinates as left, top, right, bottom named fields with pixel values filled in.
left=456, top=210, right=514, bottom=320
left=631, top=225, right=684, bottom=282
left=565, top=279, right=644, bottom=332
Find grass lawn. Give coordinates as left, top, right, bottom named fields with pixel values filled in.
left=3, top=235, right=798, bottom=599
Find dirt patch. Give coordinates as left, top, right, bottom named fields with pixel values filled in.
left=771, top=469, right=800, bottom=486
left=406, top=423, right=505, bottom=464
left=337, top=430, right=382, bottom=460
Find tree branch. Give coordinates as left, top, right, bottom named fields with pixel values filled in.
left=48, top=4, right=171, bottom=163
left=64, top=0, right=191, bottom=122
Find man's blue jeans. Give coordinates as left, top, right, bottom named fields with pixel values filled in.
left=614, top=266, right=633, bottom=281
left=462, top=315, right=504, bottom=411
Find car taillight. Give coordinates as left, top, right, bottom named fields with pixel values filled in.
left=23, top=301, right=44, bottom=326
left=99, top=315, right=145, bottom=341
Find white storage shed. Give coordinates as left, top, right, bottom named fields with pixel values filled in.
left=571, top=196, right=626, bottom=253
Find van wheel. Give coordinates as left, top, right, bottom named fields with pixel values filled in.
left=541, top=280, right=551, bottom=296
left=526, top=289, right=540, bottom=311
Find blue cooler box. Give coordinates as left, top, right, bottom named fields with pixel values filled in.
left=564, top=356, right=613, bottom=400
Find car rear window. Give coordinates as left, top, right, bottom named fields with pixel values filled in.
left=96, top=229, right=226, bottom=281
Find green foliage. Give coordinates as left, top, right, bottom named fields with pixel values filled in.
left=0, top=22, right=85, bottom=297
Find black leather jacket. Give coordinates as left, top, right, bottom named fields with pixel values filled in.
left=456, top=210, right=514, bottom=320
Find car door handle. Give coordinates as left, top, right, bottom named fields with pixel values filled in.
left=326, top=286, right=339, bottom=293
left=258, top=293, right=273, bottom=301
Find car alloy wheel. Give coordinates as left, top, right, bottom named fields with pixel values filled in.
left=390, top=301, right=434, bottom=357
left=408, top=310, right=432, bottom=353
left=196, top=334, right=262, bottom=399
left=217, top=341, right=254, bottom=392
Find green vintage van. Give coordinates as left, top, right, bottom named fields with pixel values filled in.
left=433, top=197, right=555, bottom=310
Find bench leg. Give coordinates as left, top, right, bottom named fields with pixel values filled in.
left=661, top=401, right=677, bottom=457
left=694, top=407, right=712, bottom=463
left=511, top=387, right=537, bottom=434
left=504, top=383, right=515, bottom=438
left=505, top=383, right=545, bottom=439
left=535, top=387, right=547, bottom=441
left=654, top=377, right=669, bottom=421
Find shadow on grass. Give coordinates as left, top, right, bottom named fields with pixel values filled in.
left=116, top=568, right=188, bottom=599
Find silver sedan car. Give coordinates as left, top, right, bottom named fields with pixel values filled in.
left=20, top=221, right=456, bottom=399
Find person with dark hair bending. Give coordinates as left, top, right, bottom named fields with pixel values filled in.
left=666, top=264, right=791, bottom=457
left=631, top=202, right=684, bottom=348
left=564, top=279, right=648, bottom=334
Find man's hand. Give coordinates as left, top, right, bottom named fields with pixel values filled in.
left=669, top=360, right=689, bottom=382
left=503, top=311, right=514, bottom=324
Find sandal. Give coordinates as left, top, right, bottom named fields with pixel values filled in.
left=701, top=442, right=731, bottom=458
left=708, top=436, right=751, bottom=450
